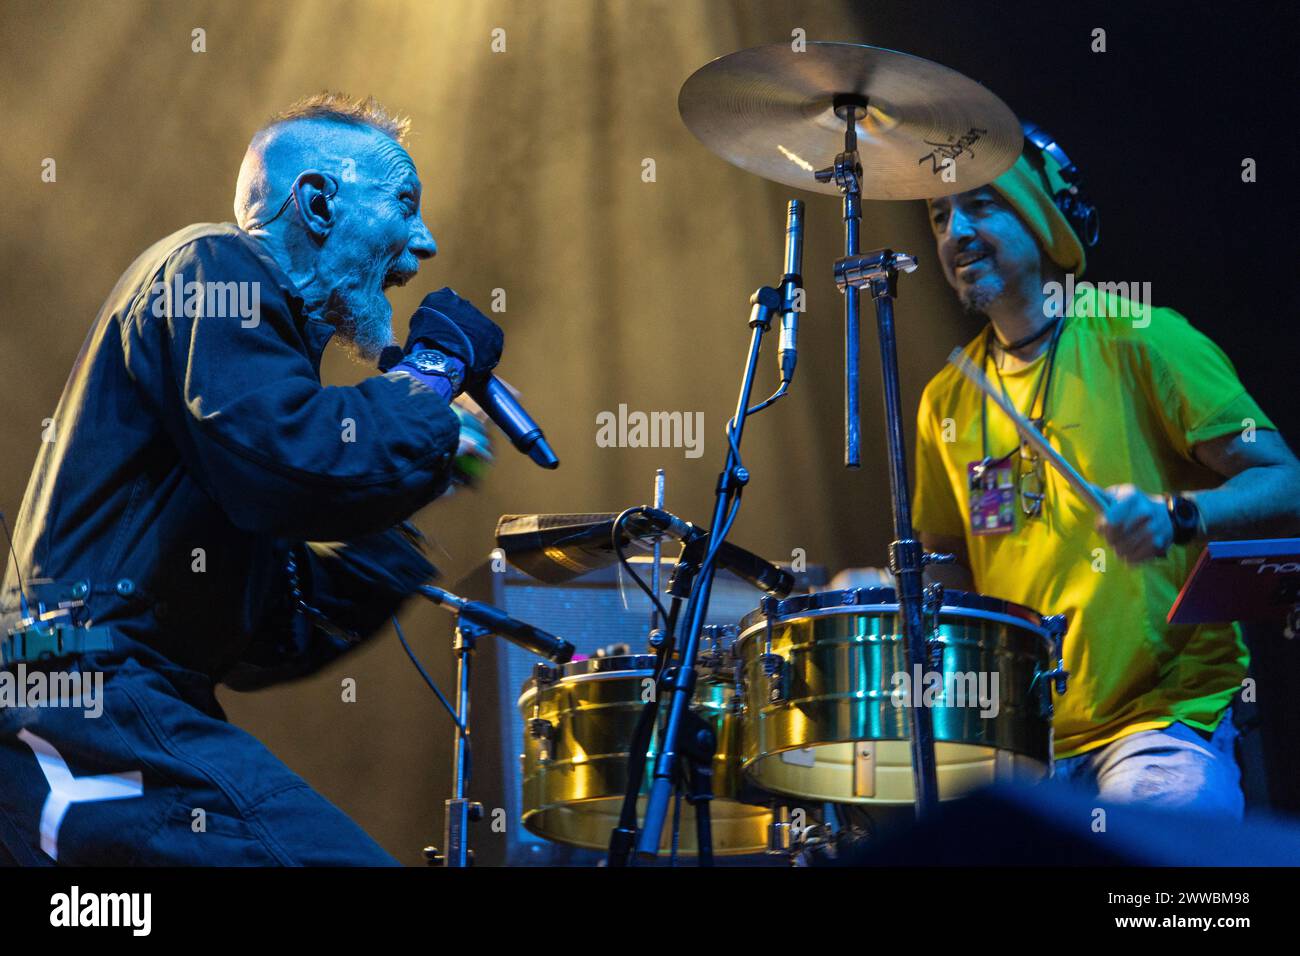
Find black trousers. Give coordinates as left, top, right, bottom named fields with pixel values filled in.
left=0, top=653, right=397, bottom=866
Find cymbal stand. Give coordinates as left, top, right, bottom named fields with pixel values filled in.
left=818, top=96, right=945, bottom=819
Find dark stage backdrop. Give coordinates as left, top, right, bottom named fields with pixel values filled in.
left=1, top=0, right=1296, bottom=863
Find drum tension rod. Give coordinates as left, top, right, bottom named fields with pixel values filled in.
left=759, top=596, right=786, bottom=703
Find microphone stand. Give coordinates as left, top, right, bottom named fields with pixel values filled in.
left=438, top=614, right=484, bottom=868
left=416, top=584, right=572, bottom=866
left=632, top=282, right=787, bottom=862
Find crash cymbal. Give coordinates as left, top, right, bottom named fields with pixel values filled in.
left=678, top=42, right=1022, bottom=199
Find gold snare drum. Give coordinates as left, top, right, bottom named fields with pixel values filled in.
left=736, top=587, right=1065, bottom=804
left=517, top=654, right=772, bottom=854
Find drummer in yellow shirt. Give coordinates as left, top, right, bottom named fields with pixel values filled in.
left=914, top=127, right=1300, bottom=818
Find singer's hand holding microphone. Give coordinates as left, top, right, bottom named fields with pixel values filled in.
left=383, top=287, right=559, bottom=472
left=404, top=287, right=505, bottom=387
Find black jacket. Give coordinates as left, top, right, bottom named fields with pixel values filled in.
left=1, top=223, right=462, bottom=685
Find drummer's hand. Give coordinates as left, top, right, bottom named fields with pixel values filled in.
left=1095, top=484, right=1173, bottom=563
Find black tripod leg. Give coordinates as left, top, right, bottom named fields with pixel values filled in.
left=681, top=709, right=716, bottom=867
left=607, top=682, right=662, bottom=866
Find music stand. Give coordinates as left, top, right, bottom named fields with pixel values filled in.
left=1168, top=538, right=1300, bottom=628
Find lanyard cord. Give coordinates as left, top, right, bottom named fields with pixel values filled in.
left=980, top=316, right=1067, bottom=460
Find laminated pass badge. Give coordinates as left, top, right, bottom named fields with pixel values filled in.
left=968, top=456, right=1015, bottom=534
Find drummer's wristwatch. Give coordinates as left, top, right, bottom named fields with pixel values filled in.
left=1165, top=493, right=1202, bottom=545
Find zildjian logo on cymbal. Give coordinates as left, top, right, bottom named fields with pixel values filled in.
left=917, top=127, right=988, bottom=174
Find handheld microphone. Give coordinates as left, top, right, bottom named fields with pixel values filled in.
left=379, top=347, right=559, bottom=470
left=778, top=199, right=805, bottom=386
left=466, top=377, right=559, bottom=470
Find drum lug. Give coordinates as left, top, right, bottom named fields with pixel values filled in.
left=759, top=597, right=787, bottom=702
left=760, top=652, right=787, bottom=703
left=532, top=661, right=558, bottom=686
left=922, top=582, right=945, bottom=669
left=700, top=624, right=738, bottom=671
left=528, top=717, right=555, bottom=762
left=1032, top=667, right=1070, bottom=720
left=1032, top=614, right=1070, bottom=719
left=1042, top=614, right=1070, bottom=695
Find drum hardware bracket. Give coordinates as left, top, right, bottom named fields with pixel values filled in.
left=698, top=623, right=735, bottom=671
left=760, top=652, right=787, bottom=704
left=814, top=93, right=866, bottom=195
left=532, top=661, right=559, bottom=686
left=921, top=550, right=957, bottom=670
left=527, top=717, right=555, bottom=763
left=423, top=797, right=484, bottom=868
left=758, top=596, right=787, bottom=702
left=834, top=250, right=919, bottom=294
left=766, top=804, right=836, bottom=863
left=922, top=582, right=945, bottom=670
left=767, top=806, right=795, bottom=855
left=528, top=662, right=558, bottom=762
left=1032, top=614, right=1071, bottom=719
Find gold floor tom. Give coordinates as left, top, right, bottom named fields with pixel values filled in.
left=736, top=587, right=1065, bottom=803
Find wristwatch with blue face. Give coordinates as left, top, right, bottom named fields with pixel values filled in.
left=404, top=348, right=464, bottom=393
left=1166, top=493, right=1201, bottom=545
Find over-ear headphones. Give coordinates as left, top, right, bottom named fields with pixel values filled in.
left=1021, top=120, right=1100, bottom=249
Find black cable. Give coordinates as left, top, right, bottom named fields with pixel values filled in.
left=745, top=381, right=788, bottom=416
left=0, top=511, right=30, bottom=614
left=393, top=614, right=464, bottom=733
left=611, top=507, right=673, bottom=624
left=695, top=492, right=744, bottom=588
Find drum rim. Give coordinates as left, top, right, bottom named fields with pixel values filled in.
left=516, top=663, right=657, bottom=708
left=737, top=587, right=1046, bottom=632
left=736, top=604, right=1053, bottom=650
left=517, top=654, right=739, bottom=707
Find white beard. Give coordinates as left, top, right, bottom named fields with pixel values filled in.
left=323, top=282, right=396, bottom=363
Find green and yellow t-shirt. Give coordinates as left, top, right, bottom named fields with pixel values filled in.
left=913, top=285, right=1271, bottom=758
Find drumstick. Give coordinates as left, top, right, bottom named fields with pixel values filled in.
left=947, top=348, right=1112, bottom=515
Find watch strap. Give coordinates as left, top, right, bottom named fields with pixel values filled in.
left=390, top=348, right=466, bottom=400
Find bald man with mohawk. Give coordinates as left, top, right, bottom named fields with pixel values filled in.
left=0, top=93, right=502, bottom=865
